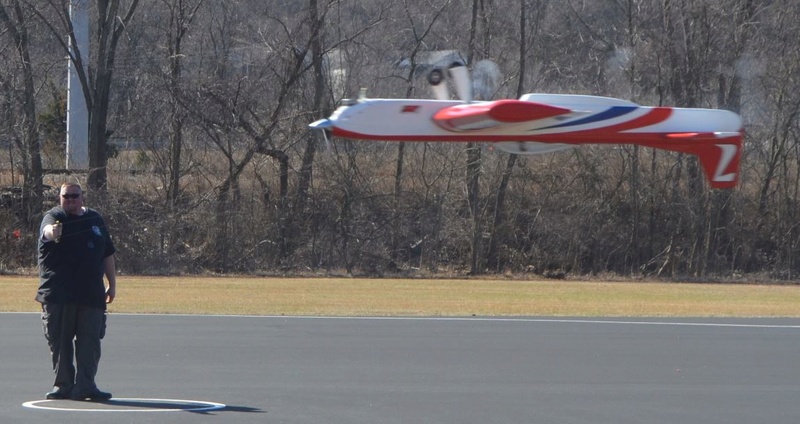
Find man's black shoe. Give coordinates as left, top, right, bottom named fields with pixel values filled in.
left=45, top=386, right=71, bottom=400
left=71, top=388, right=112, bottom=401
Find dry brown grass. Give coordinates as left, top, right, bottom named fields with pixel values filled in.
left=3, top=275, right=800, bottom=317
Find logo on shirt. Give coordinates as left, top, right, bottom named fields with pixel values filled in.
left=92, top=226, right=102, bottom=236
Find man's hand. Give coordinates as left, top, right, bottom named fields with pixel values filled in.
left=45, top=221, right=62, bottom=242
left=106, top=286, right=116, bottom=304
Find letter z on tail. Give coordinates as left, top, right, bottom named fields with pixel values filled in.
left=650, top=132, right=742, bottom=189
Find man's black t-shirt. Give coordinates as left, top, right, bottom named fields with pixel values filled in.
left=37, top=207, right=116, bottom=309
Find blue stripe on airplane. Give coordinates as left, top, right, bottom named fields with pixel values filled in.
left=541, top=106, right=638, bottom=130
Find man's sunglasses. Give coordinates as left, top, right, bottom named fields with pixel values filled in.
left=61, top=193, right=81, bottom=199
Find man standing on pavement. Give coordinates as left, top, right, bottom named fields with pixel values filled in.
left=36, top=181, right=117, bottom=401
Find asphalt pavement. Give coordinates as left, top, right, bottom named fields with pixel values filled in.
left=4, top=313, right=800, bottom=424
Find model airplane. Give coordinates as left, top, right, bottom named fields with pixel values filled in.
left=310, top=64, right=742, bottom=188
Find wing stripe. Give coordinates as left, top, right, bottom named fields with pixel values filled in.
left=542, top=106, right=639, bottom=129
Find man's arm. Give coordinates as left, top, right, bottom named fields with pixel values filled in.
left=104, top=255, right=117, bottom=304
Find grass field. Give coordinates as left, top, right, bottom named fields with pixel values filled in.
left=2, top=275, right=800, bottom=317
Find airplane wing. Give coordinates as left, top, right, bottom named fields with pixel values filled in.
left=432, top=100, right=571, bottom=131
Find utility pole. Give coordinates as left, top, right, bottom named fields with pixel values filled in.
left=66, top=0, right=89, bottom=170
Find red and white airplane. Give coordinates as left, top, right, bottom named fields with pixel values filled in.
left=310, top=64, right=742, bottom=189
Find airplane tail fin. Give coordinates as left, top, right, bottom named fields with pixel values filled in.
left=649, top=132, right=742, bottom=189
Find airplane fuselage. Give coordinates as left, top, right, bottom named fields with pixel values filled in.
left=310, top=93, right=743, bottom=188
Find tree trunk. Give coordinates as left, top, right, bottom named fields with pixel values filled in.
left=292, top=0, right=326, bottom=260
left=487, top=0, right=530, bottom=271
left=66, top=0, right=140, bottom=191
left=0, top=1, right=43, bottom=228
left=166, top=0, right=201, bottom=209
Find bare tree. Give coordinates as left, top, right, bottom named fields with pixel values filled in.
left=32, top=0, right=140, bottom=191
left=390, top=0, right=451, bottom=261
left=0, top=0, right=43, bottom=228
left=174, top=1, right=340, bottom=270
left=486, top=0, right=547, bottom=271
left=164, top=0, right=203, bottom=208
